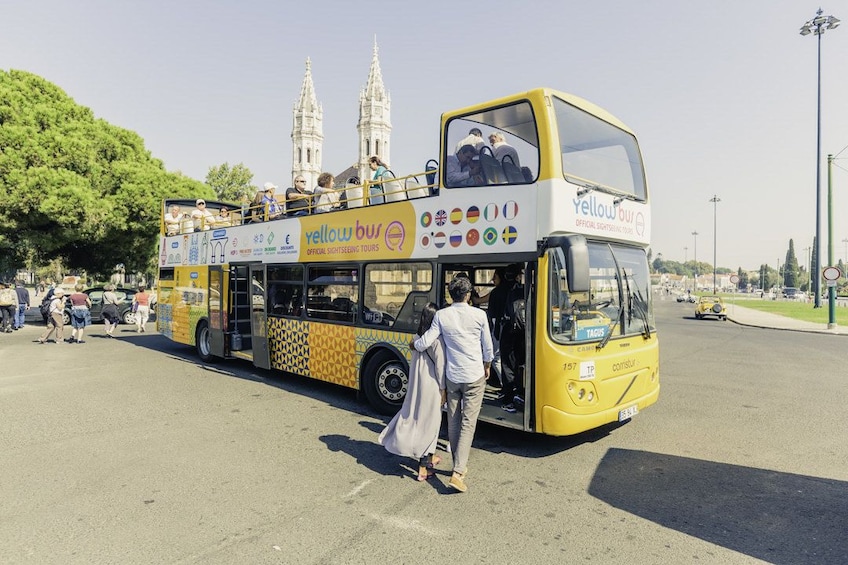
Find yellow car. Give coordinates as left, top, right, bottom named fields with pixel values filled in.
left=695, top=296, right=727, bottom=320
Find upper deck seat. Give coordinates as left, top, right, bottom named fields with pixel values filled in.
left=501, top=155, right=525, bottom=183
left=381, top=170, right=407, bottom=203
left=405, top=177, right=428, bottom=199
left=479, top=147, right=505, bottom=184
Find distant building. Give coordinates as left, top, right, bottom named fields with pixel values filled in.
left=291, top=38, right=391, bottom=189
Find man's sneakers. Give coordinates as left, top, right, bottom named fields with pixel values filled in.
left=501, top=403, right=517, bottom=413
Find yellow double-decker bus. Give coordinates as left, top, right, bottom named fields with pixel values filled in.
left=156, top=87, right=659, bottom=436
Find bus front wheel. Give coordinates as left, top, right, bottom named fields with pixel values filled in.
left=363, top=352, right=408, bottom=415
left=195, top=320, right=213, bottom=362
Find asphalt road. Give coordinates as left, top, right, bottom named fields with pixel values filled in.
left=1, top=300, right=846, bottom=564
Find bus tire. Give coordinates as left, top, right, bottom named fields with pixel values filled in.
left=195, top=320, right=213, bottom=362
left=363, top=351, right=408, bottom=415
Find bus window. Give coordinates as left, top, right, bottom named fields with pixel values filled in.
left=268, top=265, right=304, bottom=317
left=553, top=96, right=646, bottom=200
left=307, top=266, right=358, bottom=323
left=445, top=102, right=539, bottom=187
left=363, top=262, right=432, bottom=328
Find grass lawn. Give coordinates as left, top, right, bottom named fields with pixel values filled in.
left=723, top=297, right=845, bottom=324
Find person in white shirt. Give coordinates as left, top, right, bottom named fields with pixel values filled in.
left=164, top=204, right=184, bottom=235
left=489, top=131, right=520, bottom=167
left=191, top=199, right=215, bottom=231
left=412, top=276, right=493, bottom=493
left=454, top=127, right=486, bottom=154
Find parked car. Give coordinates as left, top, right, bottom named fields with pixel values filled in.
left=695, top=296, right=727, bottom=320
left=782, top=287, right=800, bottom=299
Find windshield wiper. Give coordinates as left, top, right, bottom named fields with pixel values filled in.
left=623, top=272, right=651, bottom=339
left=596, top=304, right=621, bottom=350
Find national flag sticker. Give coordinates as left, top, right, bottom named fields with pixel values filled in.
left=503, top=200, right=519, bottom=220
left=466, top=206, right=480, bottom=223
left=483, top=227, right=498, bottom=246
left=501, top=226, right=518, bottom=245
left=484, top=203, right=498, bottom=222
left=450, top=208, right=463, bottom=225
left=434, top=231, right=447, bottom=248
left=435, top=209, right=447, bottom=226
left=449, top=231, right=462, bottom=247
left=419, top=233, right=431, bottom=249
left=466, top=229, right=480, bottom=246
left=420, top=212, right=432, bottom=228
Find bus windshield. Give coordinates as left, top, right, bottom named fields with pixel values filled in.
left=553, top=96, right=647, bottom=201
left=548, top=242, right=653, bottom=344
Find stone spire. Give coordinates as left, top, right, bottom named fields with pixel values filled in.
left=291, top=57, right=323, bottom=189
left=358, top=37, right=392, bottom=181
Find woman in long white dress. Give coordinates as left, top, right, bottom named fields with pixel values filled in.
left=378, top=303, right=446, bottom=481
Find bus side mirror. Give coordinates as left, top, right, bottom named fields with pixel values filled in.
left=563, top=235, right=589, bottom=293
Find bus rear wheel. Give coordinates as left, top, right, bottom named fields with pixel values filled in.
left=195, top=320, right=213, bottom=362
left=363, top=352, right=408, bottom=415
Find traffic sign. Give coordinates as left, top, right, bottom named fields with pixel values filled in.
left=730, top=274, right=740, bottom=284
left=822, top=266, right=841, bottom=281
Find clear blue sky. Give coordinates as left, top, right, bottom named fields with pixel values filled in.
left=2, top=1, right=847, bottom=272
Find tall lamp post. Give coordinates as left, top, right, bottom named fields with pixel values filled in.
left=692, top=231, right=699, bottom=289
left=800, top=8, right=840, bottom=308
left=709, top=195, right=720, bottom=293
left=842, top=237, right=848, bottom=263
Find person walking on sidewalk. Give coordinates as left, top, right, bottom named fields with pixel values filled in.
left=38, top=288, right=66, bottom=344
left=101, top=284, right=121, bottom=337
left=13, top=281, right=30, bottom=330
left=68, top=283, right=92, bottom=343
left=0, top=282, right=18, bottom=333
left=412, top=277, right=493, bottom=493
left=132, top=284, right=151, bottom=332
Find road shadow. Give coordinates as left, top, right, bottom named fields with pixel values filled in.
left=123, top=334, right=633, bottom=459
left=588, top=448, right=848, bottom=564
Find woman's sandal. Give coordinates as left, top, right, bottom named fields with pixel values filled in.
left=426, top=455, right=442, bottom=469
left=417, top=467, right=435, bottom=482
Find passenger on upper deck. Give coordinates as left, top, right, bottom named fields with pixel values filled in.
left=286, top=176, right=311, bottom=217
left=314, top=172, right=340, bottom=213
left=191, top=199, right=215, bottom=231
left=446, top=145, right=483, bottom=187
left=214, top=206, right=233, bottom=227
left=454, top=128, right=486, bottom=154
left=368, top=156, right=388, bottom=205
left=489, top=132, right=520, bottom=167
left=164, top=204, right=185, bottom=235
left=261, top=182, right=284, bottom=220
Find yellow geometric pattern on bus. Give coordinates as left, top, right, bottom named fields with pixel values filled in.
left=308, top=323, right=357, bottom=387
left=354, top=328, right=414, bottom=365
left=266, top=317, right=414, bottom=389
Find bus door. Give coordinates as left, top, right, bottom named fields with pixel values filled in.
left=249, top=264, right=270, bottom=369
left=209, top=265, right=228, bottom=358
left=228, top=264, right=254, bottom=360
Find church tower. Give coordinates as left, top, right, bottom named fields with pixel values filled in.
left=291, top=58, right=323, bottom=190
left=357, top=38, right=391, bottom=183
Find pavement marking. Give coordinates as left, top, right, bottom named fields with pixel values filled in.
left=343, top=478, right=375, bottom=498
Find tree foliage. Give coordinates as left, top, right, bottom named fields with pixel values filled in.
left=206, top=162, right=255, bottom=203
left=0, top=70, right=212, bottom=278
left=783, top=239, right=799, bottom=288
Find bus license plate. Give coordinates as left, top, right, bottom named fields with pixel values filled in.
left=618, top=405, right=638, bottom=421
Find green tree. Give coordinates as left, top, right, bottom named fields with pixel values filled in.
left=0, top=70, right=212, bottom=278
left=206, top=162, right=256, bottom=203
left=783, top=239, right=799, bottom=287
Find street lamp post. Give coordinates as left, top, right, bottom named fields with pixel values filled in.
left=842, top=237, right=848, bottom=264
left=800, top=8, right=840, bottom=309
left=692, top=231, right=699, bottom=289
left=709, top=196, right=720, bottom=293
left=827, top=154, right=836, bottom=327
